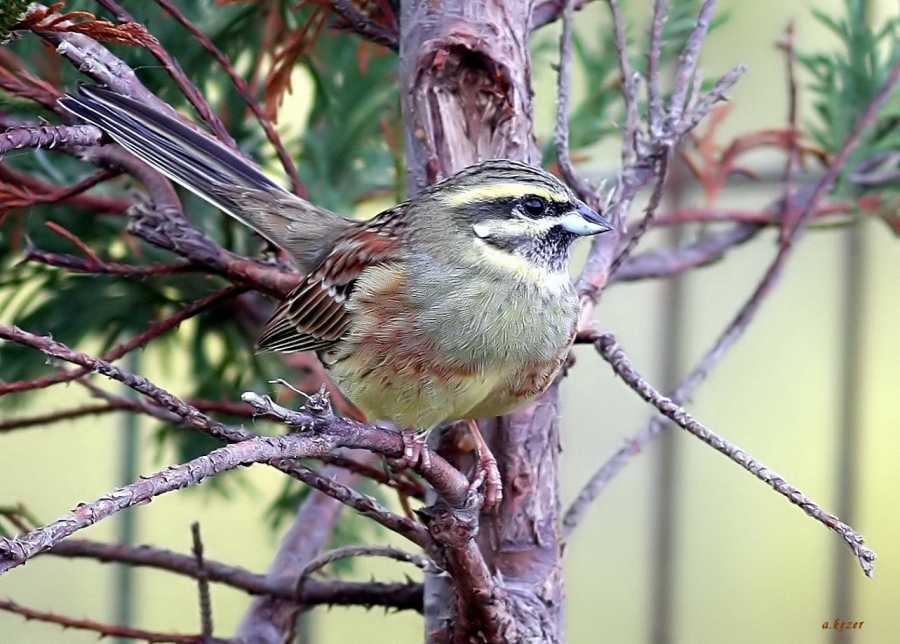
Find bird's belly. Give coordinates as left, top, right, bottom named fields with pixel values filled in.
left=327, top=350, right=511, bottom=429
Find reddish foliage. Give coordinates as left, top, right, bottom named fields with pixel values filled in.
left=15, top=2, right=159, bottom=48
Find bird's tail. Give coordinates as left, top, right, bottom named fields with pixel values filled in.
left=59, top=85, right=351, bottom=269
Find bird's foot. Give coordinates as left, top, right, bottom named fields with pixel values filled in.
left=464, top=419, right=502, bottom=512
left=387, top=431, right=431, bottom=472
left=471, top=452, right=502, bottom=512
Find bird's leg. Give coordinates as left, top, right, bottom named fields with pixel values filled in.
left=465, top=419, right=502, bottom=511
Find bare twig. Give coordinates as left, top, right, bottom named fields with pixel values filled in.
left=609, top=150, right=670, bottom=274
left=673, top=65, right=747, bottom=139
left=329, top=0, right=399, bottom=51
left=646, top=0, right=668, bottom=137
left=317, top=452, right=427, bottom=500
left=606, top=0, right=639, bottom=169
left=190, top=523, right=214, bottom=642
left=555, top=0, right=597, bottom=204
left=25, top=247, right=201, bottom=277
left=0, top=164, right=130, bottom=214
left=123, top=198, right=300, bottom=300
left=576, top=0, right=745, bottom=324
left=592, top=331, right=876, bottom=577
left=0, top=599, right=213, bottom=643
left=0, top=124, right=101, bottom=155
left=611, top=222, right=762, bottom=282
left=778, top=21, right=802, bottom=239
left=297, top=545, right=433, bottom=584
left=0, top=434, right=333, bottom=573
left=0, top=402, right=128, bottom=433
left=668, top=0, right=718, bottom=125
left=45, top=539, right=423, bottom=611
left=531, top=0, right=596, bottom=30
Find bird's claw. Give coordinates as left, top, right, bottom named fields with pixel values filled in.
left=387, top=432, right=431, bottom=472
left=470, top=454, right=502, bottom=512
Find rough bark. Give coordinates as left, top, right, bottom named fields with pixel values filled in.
left=399, top=2, right=565, bottom=642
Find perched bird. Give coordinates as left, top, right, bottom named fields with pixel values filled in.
left=60, top=85, right=612, bottom=508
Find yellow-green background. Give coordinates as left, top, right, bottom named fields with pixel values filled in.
left=2, top=0, right=899, bottom=642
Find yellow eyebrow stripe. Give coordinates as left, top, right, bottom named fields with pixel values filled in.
left=443, top=183, right=570, bottom=206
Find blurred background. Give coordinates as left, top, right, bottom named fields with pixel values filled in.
left=1, top=0, right=899, bottom=642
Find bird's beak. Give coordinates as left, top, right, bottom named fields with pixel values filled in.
left=558, top=201, right=613, bottom=236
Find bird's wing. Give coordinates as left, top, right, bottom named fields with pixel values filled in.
left=256, top=226, right=401, bottom=353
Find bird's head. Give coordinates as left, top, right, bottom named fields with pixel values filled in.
left=415, top=159, right=613, bottom=275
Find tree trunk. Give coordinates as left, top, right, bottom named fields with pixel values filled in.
left=399, top=2, right=565, bottom=641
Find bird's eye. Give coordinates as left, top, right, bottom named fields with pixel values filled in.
left=522, top=196, right=547, bottom=218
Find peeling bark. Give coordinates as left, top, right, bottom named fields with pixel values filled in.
left=400, top=0, right=539, bottom=193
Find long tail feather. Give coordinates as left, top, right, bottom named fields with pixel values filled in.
left=59, top=85, right=351, bottom=268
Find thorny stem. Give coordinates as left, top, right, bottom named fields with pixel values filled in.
left=590, top=331, right=876, bottom=577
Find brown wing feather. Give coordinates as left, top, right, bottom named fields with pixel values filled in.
left=256, top=226, right=401, bottom=354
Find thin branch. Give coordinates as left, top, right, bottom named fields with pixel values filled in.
left=0, top=286, right=244, bottom=396
left=24, top=247, right=202, bottom=277
left=44, top=539, right=423, bottom=611
left=611, top=222, right=762, bottom=282
left=0, top=164, right=130, bottom=214
left=190, top=523, right=214, bottom=642
left=124, top=198, right=300, bottom=300
left=555, top=0, right=597, bottom=204
left=591, top=331, right=876, bottom=577
left=151, top=0, right=306, bottom=196
left=778, top=21, right=802, bottom=239
left=329, top=0, right=399, bottom=51
left=668, top=0, right=718, bottom=125
left=609, top=150, right=669, bottom=274
left=606, top=0, right=639, bottom=170
left=317, top=452, right=427, bottom=500
left=646, top=0, right=668, bottom=137
left=0, top=124, right=102, bottom=155
left=0, top=599, right=212, bottom=644
left=297, top=545, right=433, bottom=583
left=0, top=402, right=127, bottom=433
left=673, top=65, right=747, bottom=139
left=0, top=434, right=336, bottom=573
left=531, top=0, right=596, bottom=31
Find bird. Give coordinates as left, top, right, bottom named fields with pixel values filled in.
left=59, top=85, right=613, bottom=508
